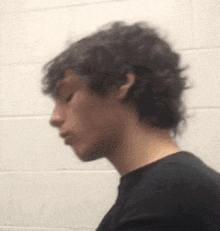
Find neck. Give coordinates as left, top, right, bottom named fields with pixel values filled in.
left=106, top=121, right=180, bottom=176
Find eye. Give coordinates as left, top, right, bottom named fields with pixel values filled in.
left=66, top=93, right=74, bottom=103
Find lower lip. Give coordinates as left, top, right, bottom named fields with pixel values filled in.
left=65, top=136, right=72, bottom=145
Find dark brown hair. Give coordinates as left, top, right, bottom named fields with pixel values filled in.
left=41, top=21, right=194, bottom=139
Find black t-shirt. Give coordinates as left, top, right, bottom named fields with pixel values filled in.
left=96, top=151, right=220, bottom=231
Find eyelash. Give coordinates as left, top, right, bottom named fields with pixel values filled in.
left=66, top=93, right=74, bottom=103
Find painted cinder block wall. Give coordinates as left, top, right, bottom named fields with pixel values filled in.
left=0, top=0, right=220, bottom=230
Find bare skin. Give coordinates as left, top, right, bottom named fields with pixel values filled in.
left=50, top=69, right=180, bottom=176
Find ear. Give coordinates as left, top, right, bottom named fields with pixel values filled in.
left=117, top=73, right=136, bottom=100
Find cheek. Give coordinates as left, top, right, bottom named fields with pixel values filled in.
left=68, top=91, right=120, bottom=133
left=66, top=97, right=97, bottom=130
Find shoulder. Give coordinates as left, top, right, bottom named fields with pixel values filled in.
left=121, top=152, right=220, bottom=222
left=135, top=151, right=220, bottom=195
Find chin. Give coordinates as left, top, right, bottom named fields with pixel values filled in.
left=78, top=152, right=105, bottom=162
left=73, top=145, right=106, bottom=162
left=72, top=136, right=117, bottom=162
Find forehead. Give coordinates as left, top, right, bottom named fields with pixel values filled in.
left=57, top=69, right=80, bottom=86
left=54, top=69, right=82, bottom=97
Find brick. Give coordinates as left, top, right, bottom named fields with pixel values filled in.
left=193, top=0, right=220, bottom=48
left=176, top=108, right=220, bottom=172
left=0, top=0, right=194, bottom=65
left=0, top=117, right=116, bottom=171
left=67, top=0, right=193, bottom=50
left=181, top=49, right=220, bottom=108
left=0, top=65, right=53, bottom=116
left=0, top=0, right=119, bottom=13
left=1, top=172, right=119, bottom=228
left=0, top=9, right=72, bottom=65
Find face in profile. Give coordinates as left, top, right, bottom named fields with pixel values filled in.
left=50, top=69, right=125, bottom=161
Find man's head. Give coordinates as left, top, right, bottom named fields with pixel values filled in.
left=41, top=21, right=193, bottom=161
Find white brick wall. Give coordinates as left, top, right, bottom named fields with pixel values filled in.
left=0, top=0, right=220, bottom=230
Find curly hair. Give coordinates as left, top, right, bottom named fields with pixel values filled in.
left=41, top=21, right=194, bottom=140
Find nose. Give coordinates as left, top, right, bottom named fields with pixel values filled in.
left=50, top=107, right=65, bottom=128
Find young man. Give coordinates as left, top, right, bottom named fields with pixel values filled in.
left=41, top=22, right=220, bottom=230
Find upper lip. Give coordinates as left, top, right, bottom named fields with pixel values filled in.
left=60, top=132, right=71, bottom=138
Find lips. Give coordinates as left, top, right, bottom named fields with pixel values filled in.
left=60, top=132, right=71, bottom=138
left=60, top=132, right=72, bottom=145
left=64, top=135, right=72, bottom=145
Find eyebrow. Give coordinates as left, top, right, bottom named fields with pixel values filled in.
left=53, top=83, right=65, bottom=99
